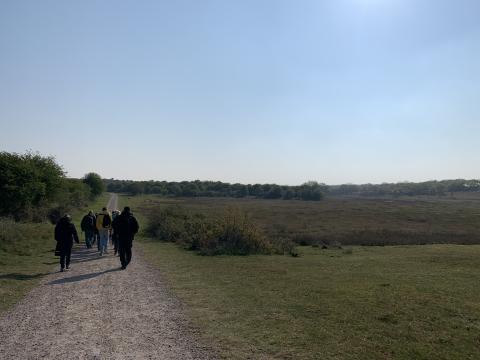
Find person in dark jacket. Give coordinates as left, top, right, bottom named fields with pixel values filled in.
left=111, top=210, right=121, bottom=256
left=54, top=214, right=79, bottom=272
left=115, top=207, right=139, bottom=269
left=80, top=210, right=96, bottom=248
left=94, top=212, right=100, bottom=251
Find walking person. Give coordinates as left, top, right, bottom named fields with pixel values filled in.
left=94, top=212, right=100, bottom=250
left=116, top=207, right=139, bottom=270
left=80, top=210, right=96, bottom=248
left=96, top=207, right=112, bottom=256
left=54, top=214, right=79, bottom=272
left=111, top=210, right=121, bottom=256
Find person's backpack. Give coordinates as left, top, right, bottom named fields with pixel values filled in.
left=118, top=214, right=139, bottom=237
left=102, top=214, right=112, bottom=228
left=129, top=215, right=139, bottom=235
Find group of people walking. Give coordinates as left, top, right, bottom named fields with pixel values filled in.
left=54, top=206, right=139, bottom=272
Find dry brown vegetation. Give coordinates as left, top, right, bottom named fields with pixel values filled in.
left=133, top=193, right=480, bottom=247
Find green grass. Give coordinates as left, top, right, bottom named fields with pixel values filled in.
left=139, top=241, right=480, bottom=359
left=0, top=193, right=110, bottom=315
left=119, top=194, right=480, bottom=359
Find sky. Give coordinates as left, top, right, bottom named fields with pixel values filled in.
left=1, top=0, right=479, bottom=185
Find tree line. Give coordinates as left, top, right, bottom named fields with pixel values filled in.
left=105, top=179, right=326, bottom=201
left=328, top=179, right=480, bottom=197
left=0, top=151, right=104, bottom=222
left=105, top=178, right=480, bottom=200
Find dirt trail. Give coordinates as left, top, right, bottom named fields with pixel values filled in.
left=107, top=193, right=119, bottom=212
left=0, top=195, right=213, bottom=359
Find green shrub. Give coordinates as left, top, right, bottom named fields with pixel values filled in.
left=207, top=210, right=271, bottom=255
left=146, top=206, right=189, bottom=242
left=0, top=151, right=98, bottom=222
left=147, top=207, right=272, bottom=255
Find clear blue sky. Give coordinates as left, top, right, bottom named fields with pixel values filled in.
left=1, top=0, right=479, bottom=185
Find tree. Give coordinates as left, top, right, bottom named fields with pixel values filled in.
left=298, top=181, right=324, bottom=201
left=0, top=151, right=64, bottom=219
left=126, top=182, right=145, bottom=195
left=83, top=172, right=104, bottom=197
left=264, top=185, right=283, bottom=199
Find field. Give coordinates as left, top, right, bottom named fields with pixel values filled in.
left=121, top=194, right=480, bottom=359
left=0, top=194, right=109, bottom=314
left=130, top=193, right=480, bottom=246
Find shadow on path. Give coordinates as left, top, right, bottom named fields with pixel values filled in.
left=47, top=267, right=122, bottom=285
left=69, top=247, right=104, bottom=264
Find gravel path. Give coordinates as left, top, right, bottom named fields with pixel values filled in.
left=0, top=195, right=213, bottom=359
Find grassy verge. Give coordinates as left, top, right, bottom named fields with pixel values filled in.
left=0, top=193, right=110, bottom=315
left=120, top=194, right=480, bottom=359
left=139, top=241, right=480, bottom=359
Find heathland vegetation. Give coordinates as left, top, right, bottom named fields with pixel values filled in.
left=121, top=194, right=480, bottom=359
left=111, top=177, right=480, bottom=255
left=135, top=193, right=480, bottom=258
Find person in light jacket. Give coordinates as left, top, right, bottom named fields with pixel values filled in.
left=96, top=207, right=112, bottom=256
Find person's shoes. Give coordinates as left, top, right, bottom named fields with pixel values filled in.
left=121, top=265, right=126, bottom=270
left=100, top=251, right=103, bottom=256
left=60, top=268, right=65, bottom=272
left=66, top=265, right=70, bottom=270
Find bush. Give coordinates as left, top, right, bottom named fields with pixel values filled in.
left=146, top=206, right=188, bottom=242
left=0, top=151, right=97, bottom=222
left=147, top=206, right=272, bottom=255
left=83, top=172, right=105, bottom=197
left=206, top=210, right=271, bottom=255
left=0, top=151, right=64, bottom=220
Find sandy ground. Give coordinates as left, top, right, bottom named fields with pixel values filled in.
left=0, top=195, right=214, bottom=359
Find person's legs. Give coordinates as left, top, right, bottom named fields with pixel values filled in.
left=126, top=243, right=132, bottom=266
left=99, top=229, right=108, bottom=254
left=113, top=234, right=118, bottom=255
left=60, top=254, right=65, bottom=271
left=89, top=232, right=94, bottom=248
left=118, top=241, right=127, bottom=268
left=104, top=231, right=109, bottom=253
left=65, top=247, right=71, bottom=269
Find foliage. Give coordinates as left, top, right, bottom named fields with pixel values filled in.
left=105, top=178, right=327, bottom=201
left=83, top=172, right=105, bottom=197
left=328, top=179, right=480, bottom=197
left=146, top=206, right=272, bottom=255
left=105, top=178, right=480, bottom=200
left=146, top=206, right=189, bottom=243
left=0, top=151, right=64, bottom=220
left=0, top=151, right=103, bottom=222
left=298, top=181, right=325, bottom=201
left=46, top=178, right=91, bottom=224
